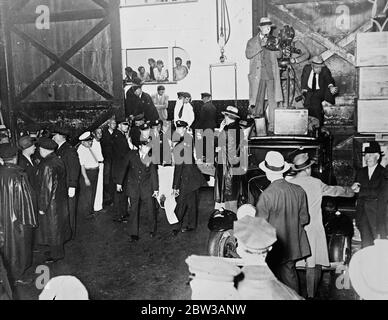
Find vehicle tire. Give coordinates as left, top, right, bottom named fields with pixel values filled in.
left=207, top=230, right=238, bottom=258
left=328, top=234, right=352, bottom=264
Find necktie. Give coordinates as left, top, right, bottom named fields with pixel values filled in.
left=178, top=104, right=184, bottom=118
left=312, top=73, right=317, bottom=92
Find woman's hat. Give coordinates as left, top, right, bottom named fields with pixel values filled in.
left=292, top=152, right=316, bottom=171
left=362, top=141, right=384, bottom=155
left=259, top=151, right=291, bottom=174
left=222, top=106, right=240, bottom=119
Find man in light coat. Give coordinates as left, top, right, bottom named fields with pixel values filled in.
left=289, top=152, right=354, bottom=299
left=245, top=17, right=283, bottom=133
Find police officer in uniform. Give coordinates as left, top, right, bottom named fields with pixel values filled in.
left=52, top=126, right=80, bottom=240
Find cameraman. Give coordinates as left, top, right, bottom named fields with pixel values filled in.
left=246, top=17, right=283, bottom=134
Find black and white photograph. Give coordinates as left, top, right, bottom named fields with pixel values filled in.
left=1, top=0, right=388, bottom=305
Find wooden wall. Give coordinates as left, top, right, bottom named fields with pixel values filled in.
left=1, top=0, right=123, bottom=137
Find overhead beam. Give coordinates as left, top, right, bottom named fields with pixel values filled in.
left=10, top=9, right=107, bottom=24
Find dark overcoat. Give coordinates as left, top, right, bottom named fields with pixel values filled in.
left=35, top=153, right=71, bottom=246
left=355, top=164, right=386, bottom=239
left=0, top=164, right=37, bottom=278
left=256, top=179, right=311, bottom=265
left=56, top=141, right=80, bottom=189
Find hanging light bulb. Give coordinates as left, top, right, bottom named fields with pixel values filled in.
left=216, top=0, right=231, bottom=63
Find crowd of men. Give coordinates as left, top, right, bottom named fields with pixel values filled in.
left=0, top=83, right=224, bottom=287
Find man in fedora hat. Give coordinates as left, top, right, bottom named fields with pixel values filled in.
left=289, top=152, right=354, bottom=299
left=214, top=106, right=244, bottom=214
left=52, top=125, right=80, bottom=240
left=245, top=17, right=283, bottom=134
left=301, top=55, right=338, bottom=126
left=256, top=151, right=310, bottom=293
left=351, top=141, right=387, bottom=248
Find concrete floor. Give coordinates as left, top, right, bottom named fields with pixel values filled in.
left=12, top=188, right=358, bottom=300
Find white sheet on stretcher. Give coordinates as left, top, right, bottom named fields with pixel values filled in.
left=157, top=165, right=178, bottom=224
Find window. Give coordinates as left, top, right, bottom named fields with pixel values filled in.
left=124, top=46, right=190, bottom=84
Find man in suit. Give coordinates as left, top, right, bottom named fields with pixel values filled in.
left=101, top=118, right=117, bottom=206
left=256, top=151, right=310, bottom=293
left=352, top=141, right=386, bottom=248
left=301, top=55, right=338, bottom=126
left=171, top=121, right=207, bottom=236
left=52, top=126, right=80, bottom=240
left=115, top=140, right=159, bottom=242
left=133, top=84, right=160, bottom=122
left=245, top=17, right=283, bottom=133
left=112, top=118, right=131, bottom=223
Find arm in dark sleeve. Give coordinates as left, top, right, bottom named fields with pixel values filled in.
left=324, top=67, right=335, bottom=87
left=151, top=164, right=159, bottom=192
left=65, top=148, right=80, bottom=188
left=173, top=164, right=183, bottom=190
left=114, top=153, right=130, bottom=185
left=38, top=165, right=56, bottom=214
left=301, top=65, right=310, bottom=91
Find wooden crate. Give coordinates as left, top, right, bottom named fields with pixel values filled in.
left=274, top=109, right=308, bottom=136
left=359, top=67, right=388, bottom=100
left=357, top=100, right=388, bottom=133
left=356, top=32, right=388, bottom=67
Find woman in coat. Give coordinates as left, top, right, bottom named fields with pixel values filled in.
left=289, top=152, right=354, bottom=299
left=214, top=106, right=244, bottom=214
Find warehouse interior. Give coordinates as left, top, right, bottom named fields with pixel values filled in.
left=0, top=0, right=388, bottom=301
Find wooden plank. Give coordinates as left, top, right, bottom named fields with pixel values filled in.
left=356, top=32, right=388, bottom=67
left=358, top=100, right=388, bottom=133
left=267, top=3, right=355, bottom=65
left=20, top=100, right=119, bottom=109
left=321, top=20, right=373, bottom=62
left=252, top=0, right=268, bottom=35
left=11, top=9, right=107, bottom=24
left=91, top=0, right=110, bottom=9
left=359, top=67, right=388, bottom=100
left=109, top=0, right=124, bottom=107
left=15, top=17, right=110, bottom=102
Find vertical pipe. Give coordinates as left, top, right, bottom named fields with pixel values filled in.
left=1, top=0, right=17, bottom=145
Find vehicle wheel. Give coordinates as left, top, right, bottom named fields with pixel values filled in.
left=207, top=230, right=239, bottom=258
left=328, top=234, right=352, bottom=264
